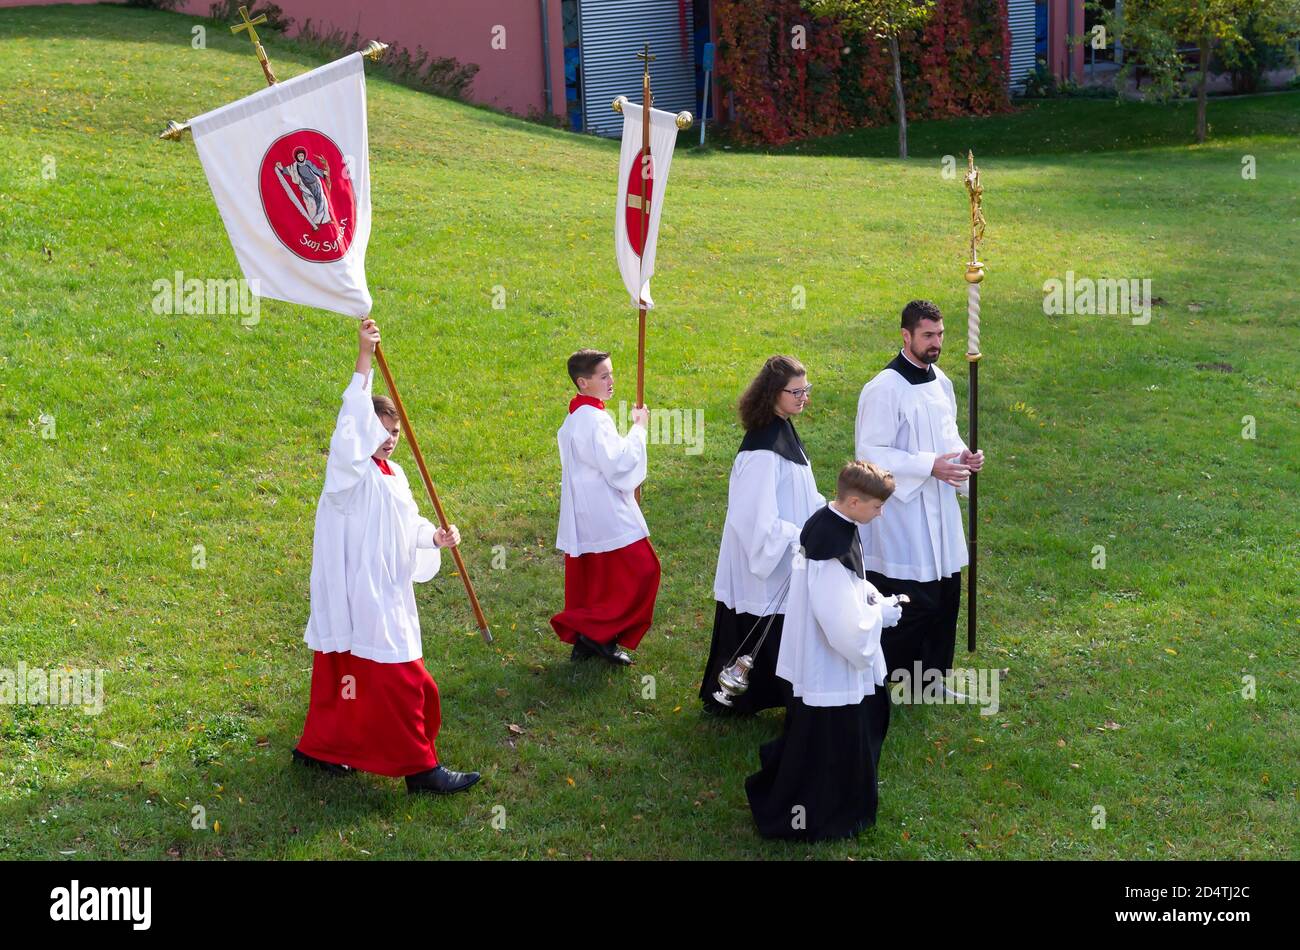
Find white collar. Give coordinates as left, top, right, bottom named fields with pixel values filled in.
left=900, top=348, right=929, bottom=370
left=828, top=501, right=856, bottom=524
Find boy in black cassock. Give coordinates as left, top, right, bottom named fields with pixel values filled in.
left=746, top=461, right=904, bottom=840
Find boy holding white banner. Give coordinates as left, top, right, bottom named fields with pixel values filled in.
left=294, top=319, right=480, bottom=795
left=551, top=349, right=660, bottom=666
left=183, top=46, right=486, bottom=790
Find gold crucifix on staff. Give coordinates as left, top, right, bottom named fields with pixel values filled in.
left=232, top=4, right=278, bottom=86
left=965, top=150, right=985, bottom=269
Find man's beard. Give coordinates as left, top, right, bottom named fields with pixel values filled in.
left=912, top=345, right=941, bottom=365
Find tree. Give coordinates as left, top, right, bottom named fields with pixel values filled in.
left=1098, top=0, right=1300, bottom=143
left=804, top=0, right=936, bottom=158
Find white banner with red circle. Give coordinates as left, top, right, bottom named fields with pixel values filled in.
left=189, top=53, right=372, bottom=318
left=614, top=101, right=682, bottom=310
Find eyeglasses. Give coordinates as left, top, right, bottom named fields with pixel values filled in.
left=783, top=385, right=813, bottom=398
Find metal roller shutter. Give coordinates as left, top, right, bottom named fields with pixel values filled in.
left=1007, top=0, right=1037, bottom=91
left=579, top=0, right=695, bottom=137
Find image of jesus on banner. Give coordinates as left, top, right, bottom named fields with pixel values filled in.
left=275, top=147, right=333, bottom=230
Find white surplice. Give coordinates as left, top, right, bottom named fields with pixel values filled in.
left=776, top=507, right=890, bottom=707
left=855, top=354, right=969, bottom=582
left=303, top=370, right=442, bottom=664
left=713, top=448, right=825, bottom=616
left=555, top=404, right=649, bottom=556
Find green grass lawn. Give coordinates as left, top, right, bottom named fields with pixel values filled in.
left=1, top=4, right=1297, bottom=860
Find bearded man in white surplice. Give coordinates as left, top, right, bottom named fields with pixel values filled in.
left=855, top=300, right=986, bottom=691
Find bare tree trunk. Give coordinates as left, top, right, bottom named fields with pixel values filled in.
left=1196, top=35, right=1211, bottom=144
left=890, top=35, right=907, bottom=159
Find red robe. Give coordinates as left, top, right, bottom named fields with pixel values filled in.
left=550, top=395, right=661, bottom=649
left=295, top=457, right=442, bottom=776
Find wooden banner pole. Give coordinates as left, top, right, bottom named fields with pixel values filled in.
left=374, top=343, right=493, bottom=644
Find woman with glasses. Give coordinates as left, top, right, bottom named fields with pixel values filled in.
left=699, top=356, right=825, bottom=716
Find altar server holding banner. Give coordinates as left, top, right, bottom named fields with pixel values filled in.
left=183, top=47, right=482, bottom=793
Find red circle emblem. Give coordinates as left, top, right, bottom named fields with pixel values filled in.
left=625, top=149, right=654, bottom=258
left=258, top=129, right=356, bottom=263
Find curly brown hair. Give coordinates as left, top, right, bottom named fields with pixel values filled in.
left=737, top=355, right=806, bottom=432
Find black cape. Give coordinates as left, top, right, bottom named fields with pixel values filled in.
left=799, top=504, right=864, bottom=578
left=886, top=350, right=937, bottom=386
left=737, top=416, right=808, bottom=466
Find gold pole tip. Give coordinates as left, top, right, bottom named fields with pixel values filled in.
left=612, top=95, right=627, bottom=113
left=159, top=119, right=189, bottom=141
left=360, top=40, right=389, bottom=61
left=675, top=111, right=693, bottom=130
left=964, top=262, right=985, bottom=283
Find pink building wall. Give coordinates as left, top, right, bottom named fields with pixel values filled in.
left=0, top=0, right=568, bottom=118
left=1047, top=0, right=1086, bottom=83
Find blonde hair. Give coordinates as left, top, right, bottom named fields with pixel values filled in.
left=837, top=461, right=895, bottom=502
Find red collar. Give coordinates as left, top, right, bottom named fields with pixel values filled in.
left=569, top=394, right=606, bottom=414
left=372, top=456, right=394, bottom=476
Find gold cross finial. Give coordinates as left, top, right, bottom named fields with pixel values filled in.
left=231, top=5, right=267, bottom=43
left=636, top=43, right=655, bottom=107
left=231, top=5, right=277, bottom=85
left=636, top=43, right=655, bottom=78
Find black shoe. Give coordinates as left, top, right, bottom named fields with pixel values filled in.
left=577, top=634, right=634, bottom=666
left=406, top=765, right=481, bottom=795
left=292, top=748, right=354, bottom=777
left=570, top=639, right=596, bottom=662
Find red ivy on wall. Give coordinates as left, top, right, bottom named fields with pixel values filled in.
left=713, top=0, right=1013, bottom=145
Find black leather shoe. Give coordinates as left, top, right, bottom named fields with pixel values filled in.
left=578, top=634, right=634, bottom=666
left=570, top=639, right=595, bottom=662
left=406, top=765, right=481, bottom=795
left=292, top=748, right=354, bottom=776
